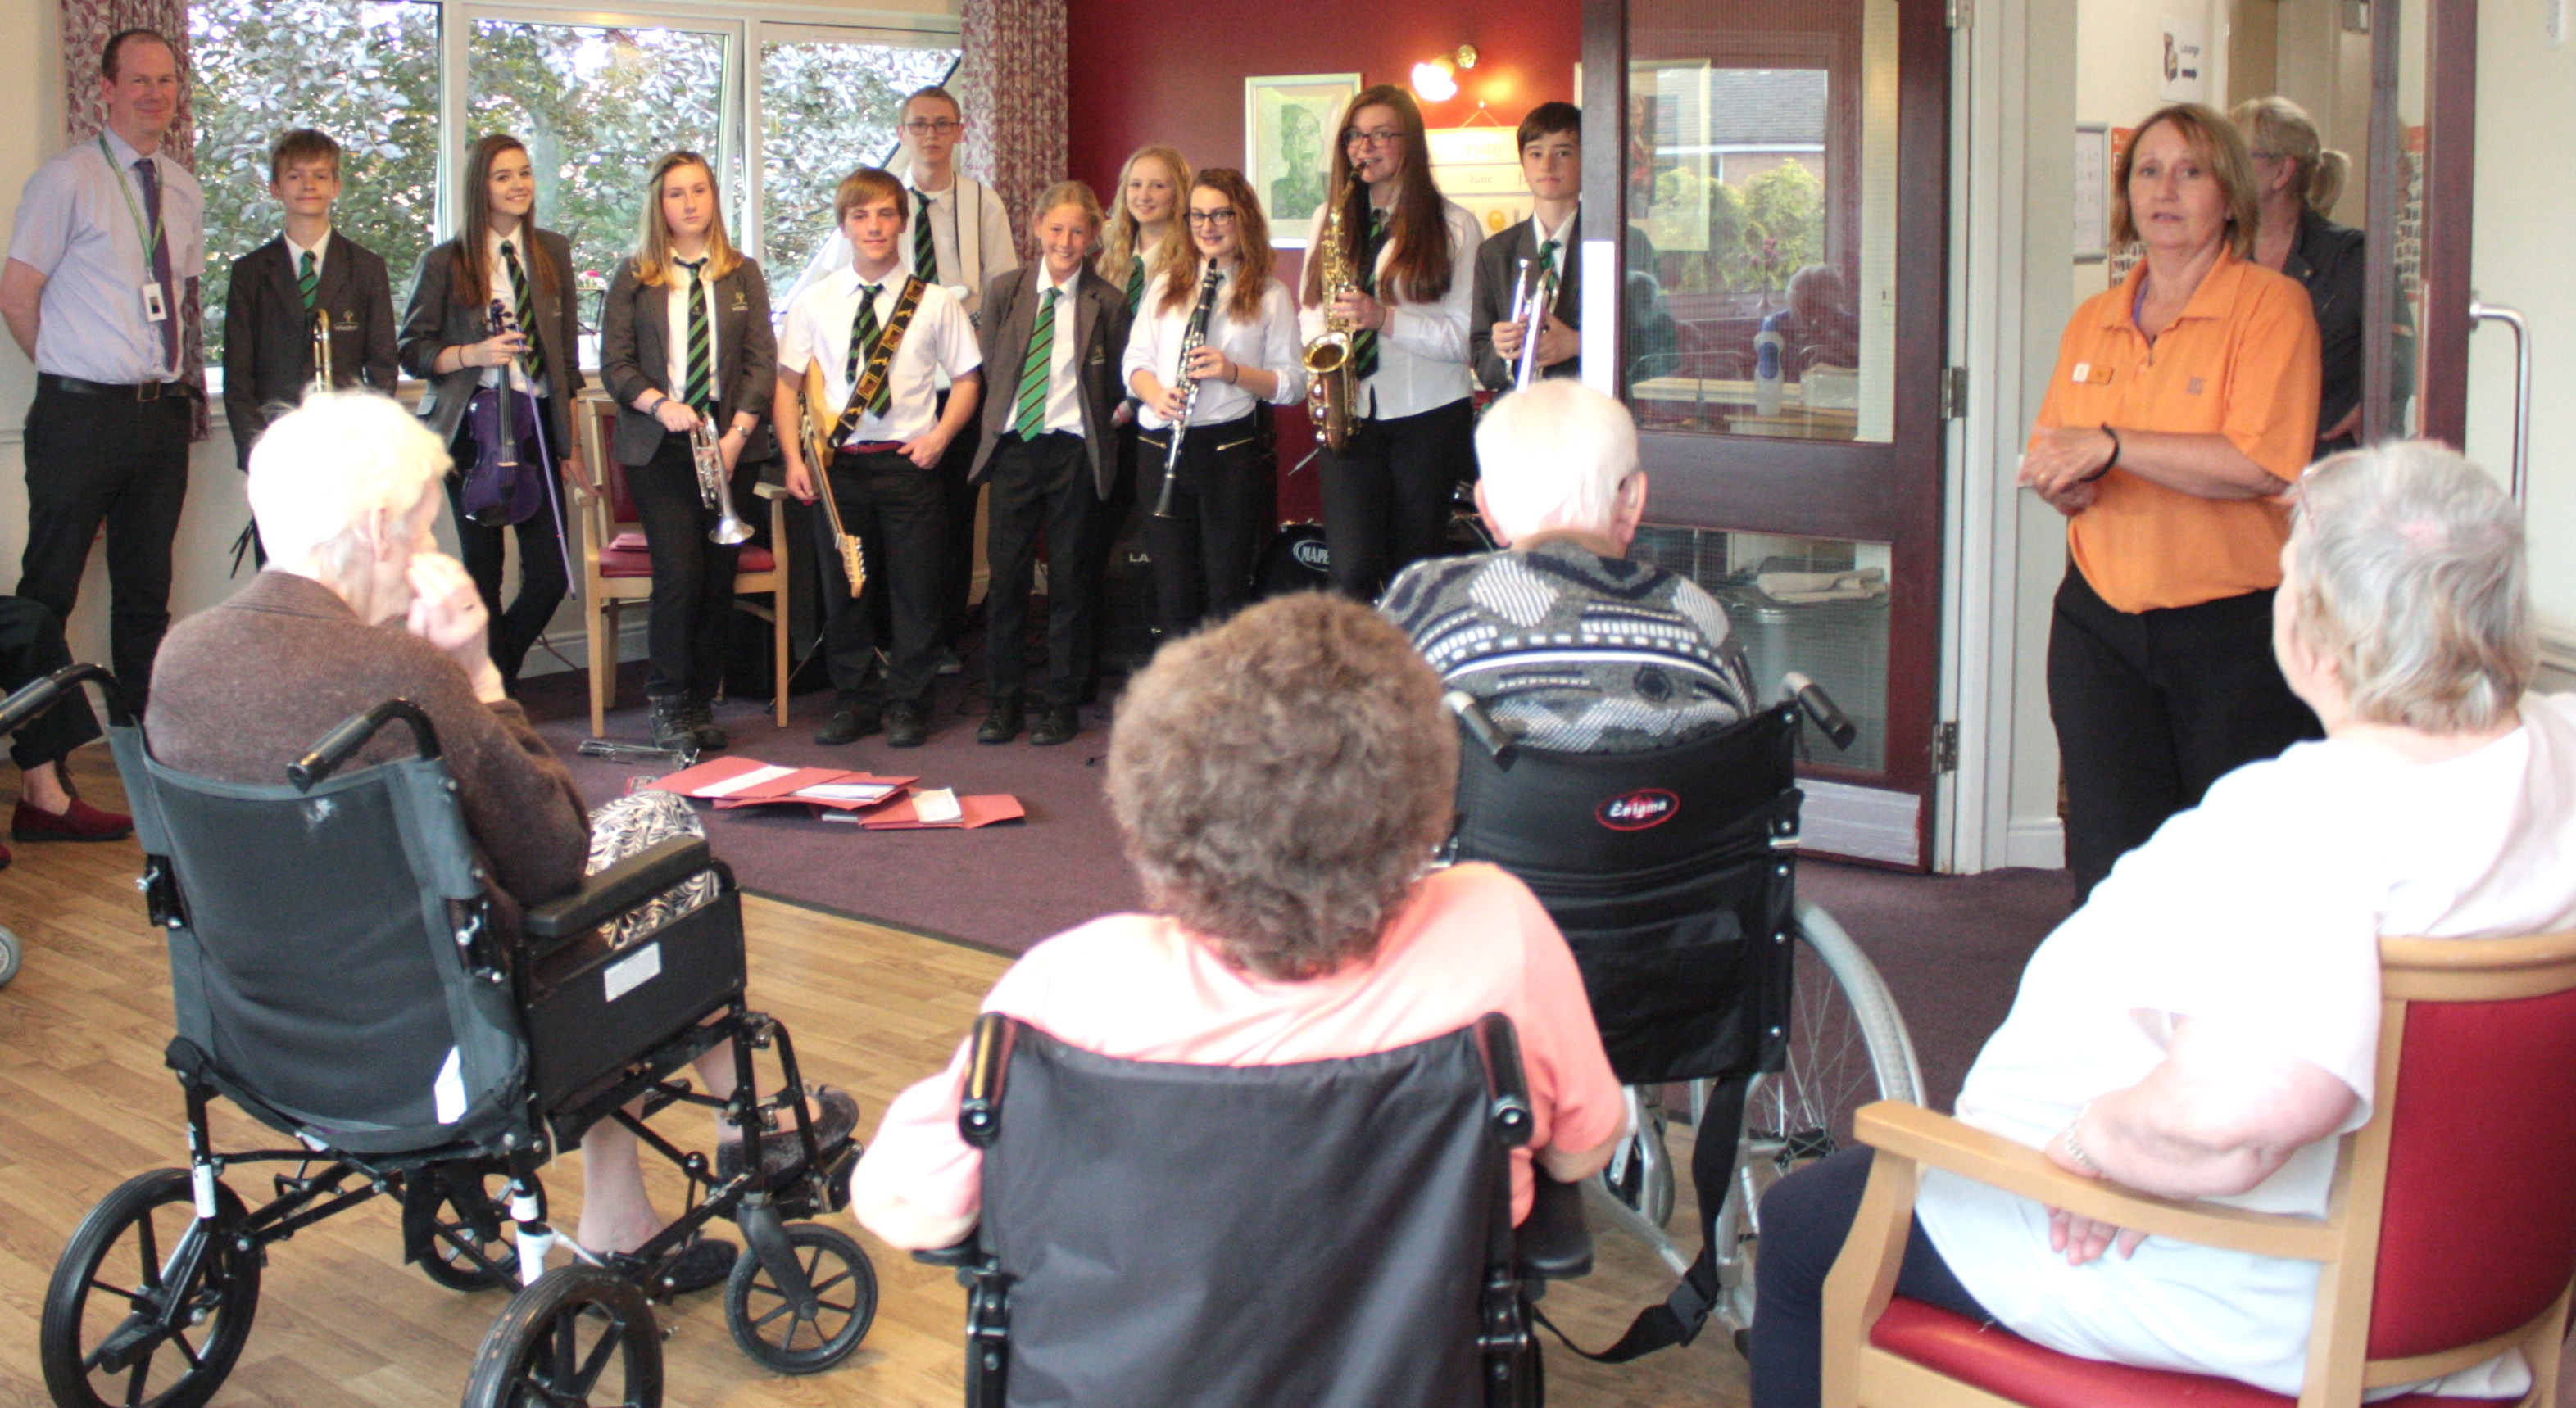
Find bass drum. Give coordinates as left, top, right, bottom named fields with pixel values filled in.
left=1257, top=522, right=1333, bottom=599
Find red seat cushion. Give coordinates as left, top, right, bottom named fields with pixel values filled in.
left=1869, top=1299, right=2510, bottom=1408
left=597, top=541, right=773, bottom=579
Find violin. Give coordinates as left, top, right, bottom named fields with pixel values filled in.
left=460, top=299, right=546, bottom=527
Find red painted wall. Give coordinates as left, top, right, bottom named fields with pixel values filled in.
left=1066, top=0, right=1581, bottom=518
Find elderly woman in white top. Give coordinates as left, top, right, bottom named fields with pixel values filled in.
left=1750, top=440, right=2576, bottom=1406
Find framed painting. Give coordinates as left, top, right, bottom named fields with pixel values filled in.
left=1245, top=72, right=1360, bottom=247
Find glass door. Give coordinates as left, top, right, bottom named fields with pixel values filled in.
left=2364, top=0, right=2473, bottom=451
left=1584, top=0, right=1950, bottom=866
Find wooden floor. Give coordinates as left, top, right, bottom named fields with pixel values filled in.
left=0, top=749, right=1748, bottom=1407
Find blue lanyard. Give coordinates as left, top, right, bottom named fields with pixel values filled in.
left=98, top=136, right=166, bottom=266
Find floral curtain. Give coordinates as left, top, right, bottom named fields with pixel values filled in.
left=61, top=0, right=209, bottom=437
left=957, top=0, right=1066, bottom=262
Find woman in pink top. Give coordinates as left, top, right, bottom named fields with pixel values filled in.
left=853, top=592, right=1629, bottom=1249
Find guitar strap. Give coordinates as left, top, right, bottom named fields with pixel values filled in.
left=834, top=275, right=928, bottom=443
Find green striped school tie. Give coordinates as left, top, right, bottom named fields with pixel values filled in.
left=1014, top=287, right=1058, bottom=441
left=501, top=239, right=546, bottom=386
left=297, top=249, right=317, bottom=311
left=1124, top=255, right=1145, bottom=315
left=1352, top=208, right=1388, bottom=382
left=679, top=258, right=715, bottom=419
left=838, top=284, right=889, bottom=437
left=913, top=190, right=937, bottom=283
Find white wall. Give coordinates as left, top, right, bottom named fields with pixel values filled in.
left=2465, top=2, right=2576, bottom=648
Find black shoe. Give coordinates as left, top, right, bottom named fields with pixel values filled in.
left=884, top=701, right=929, bottom=749
left=1028, top=704, right=1081, bottom=746
left=815, top=702, right=880, bottom=746
left=647, top=696, right=696, bottom=751
left=716, top=1087, right=862, bottom=1184
left=977, top=698, right=1023, bottom=744
left=682, top=696, right=728, bottom=750
left=934, top=647, right=964, bottom=677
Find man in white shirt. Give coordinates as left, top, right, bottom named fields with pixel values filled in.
left=773, top=167, right=983, bottom=749
left=2, top=29, right=203, bottom=711
left=1470, top=103, right=1585, bottom=392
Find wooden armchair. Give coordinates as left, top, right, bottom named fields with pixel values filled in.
left=574, top=395, right=791, bottom=740
left=1823, top=932, right=2576, bottom=1408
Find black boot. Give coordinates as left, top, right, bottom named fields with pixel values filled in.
left=682, top=694, right=729, bottom=750
left=647, top=696, right=696, bottom=751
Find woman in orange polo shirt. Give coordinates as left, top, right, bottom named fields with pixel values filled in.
left=2020, top=103, right=2324, bottom=903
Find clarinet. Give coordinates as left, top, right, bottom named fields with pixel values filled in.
left=1153, top=264, right=1229, bottom=519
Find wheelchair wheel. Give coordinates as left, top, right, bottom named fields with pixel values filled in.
left=401, top=1159, right=519, bottom=1292
left=40, top=1167, right=261, bottom=1408
left=1712, top=900, right=1921, bottom=1336
left=723, top=1222, right=876, bottom=1374
left=461, top=1265, right=663, bottom=1408
left=0, top=924, right=20, bottom=987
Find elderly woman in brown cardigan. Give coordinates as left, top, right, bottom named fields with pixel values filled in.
left=146, top=390, right=851, bottom=1291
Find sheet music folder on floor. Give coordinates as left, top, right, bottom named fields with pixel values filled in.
left=647, top=754, right=1023, bottom=827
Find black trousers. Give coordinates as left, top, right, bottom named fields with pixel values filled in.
left=812, top=448, right=946, bottom=710
left=0, top=595, right=103, bottom=770
left=934, top=392, right=983, bottom=646
left=2048, top=567, right=2322, bottom=903
left=16, top=382, right=192, bottom=710
left=1139, top=414, right=1266, bottom=637
left=982, top=432, right=1100, bottom=708
left=628, top=432, right=750, bottom=700
left=1750, top=1147, right=1993, bottom=1408
left=444, top=406, right=570, bottom=690
left=1318, top=396, right=1475, bottom=600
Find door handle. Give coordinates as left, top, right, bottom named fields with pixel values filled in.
left=2468, top=298, right=2532, bottom=505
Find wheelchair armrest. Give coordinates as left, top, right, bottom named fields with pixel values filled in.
left=524, top=835, right=717, bottom=940
left=1515, top=1170, right=1594, bottom=1282
left=911, top=1232, right=986, bottom=1268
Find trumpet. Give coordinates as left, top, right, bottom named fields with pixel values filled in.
left=1301, top=199, right=1358, bottom=453
left=691, top=418, right=755, bottom=546
left=1154, top=264, right=1227, bottom=520
left=1510, top=257, right=1560, bottom=392
left=310, top=307, right=334, bottom=395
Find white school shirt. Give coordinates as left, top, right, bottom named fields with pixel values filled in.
left=7, top=126, right=204, bottom=383
left=1017, top=262, right=1084, bottom=437
left=1295, top=197, right=1480, bottom=420
left=1122, top=266, right=1306, bottom=432
left=482, top=227, right=551, bottom=399
left=777, top=269, right=982, bottom=448
left=663, top=257, right=724, bottom=411
left=284, top=228, right=331, bottom=286
left=1914, top=695, right=2576, bottom=1401
left=778, top=170, right=1018, bottom=318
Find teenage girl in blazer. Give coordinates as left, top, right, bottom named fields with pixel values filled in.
left=597, top=150, right=778, bottom=753
left=1122, top=168, right=1305, bottom=637
left=1298, top=85, right=1482, bottom=601
left=397, top=132, right=588, bottom=690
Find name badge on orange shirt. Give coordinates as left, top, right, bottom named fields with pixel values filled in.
left=2187, top=377, right=2206, bottom=395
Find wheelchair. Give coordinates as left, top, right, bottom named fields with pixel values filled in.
left=1444, top=678, right=1921, bottom=1349
left=914, top=1009, right=1595, bottom=1406
left=3, top=665, right=874, bottom=1408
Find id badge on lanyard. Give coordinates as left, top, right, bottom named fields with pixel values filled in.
left=100, top=137, right=168, bottom=324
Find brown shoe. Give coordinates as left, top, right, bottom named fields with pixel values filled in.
left=12, top=797, right=133, bottom=843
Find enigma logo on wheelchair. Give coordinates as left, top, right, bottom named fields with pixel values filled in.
left=1596, top=789, right=1680, bottom=831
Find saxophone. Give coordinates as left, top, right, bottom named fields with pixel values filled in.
left=1301, top=199, right=1358, bottom=452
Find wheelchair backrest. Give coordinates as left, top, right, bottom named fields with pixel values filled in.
left=977, top=1020, right=1517, bottom=1408
left=109, top=720, right=528, bottom=1156
left=1447, top=704, right=1803, bottom=1086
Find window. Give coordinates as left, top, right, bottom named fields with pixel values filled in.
left=188, top=0, right=441, bottom=368
left=758, top=29, right=958, bottom=301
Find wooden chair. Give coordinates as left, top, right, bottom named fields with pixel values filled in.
left=574, top=396, right=791, bottom=740
left=1822, top=931, right=2576, bottom=1408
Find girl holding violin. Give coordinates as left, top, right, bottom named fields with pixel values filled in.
left=597, top=150, right=778, bottom=752
left=397, top=132, right=587, bottom=691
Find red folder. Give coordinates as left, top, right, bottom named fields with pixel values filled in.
left=832, top=794, right=1027, bottom=829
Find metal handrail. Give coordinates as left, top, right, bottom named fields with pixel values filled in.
left=2468, top=297, right=2533, bottom=505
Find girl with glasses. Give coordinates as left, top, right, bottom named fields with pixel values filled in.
left=1122, top=169, right=1305, bottom=637
left=596, top=150, right=779, bottom=752
left=1299, top=84, right=1484, bottom=601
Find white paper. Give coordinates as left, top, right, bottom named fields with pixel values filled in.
left=690, top=763, right=796, bottom=798
left=433, top=1046, right=465, bottom=1124
left=911, top=788, right=963, bottom=823
left=603, top=941, right=663, bottom=1003
left=795, top=781, right=897, bottom=804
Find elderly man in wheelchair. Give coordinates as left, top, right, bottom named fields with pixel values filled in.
left=26, top=391, right=868, bottom=1408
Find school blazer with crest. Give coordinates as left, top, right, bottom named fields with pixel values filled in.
left=966, top=264, right=1131, bottom=498
left=397, top=228, right=584, bottom=460
left=221, top=233, right=400, bottom=469
left=596, top=256, right=778, bottom=468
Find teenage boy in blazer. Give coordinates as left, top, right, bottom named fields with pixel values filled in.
left=598, top=151, right=778, bottom=752
left=967, top=182, right=1128, bottom=747
left=222, top=129, right=398, bottom=471
left=1471, top=102, right=1585, bottom=393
